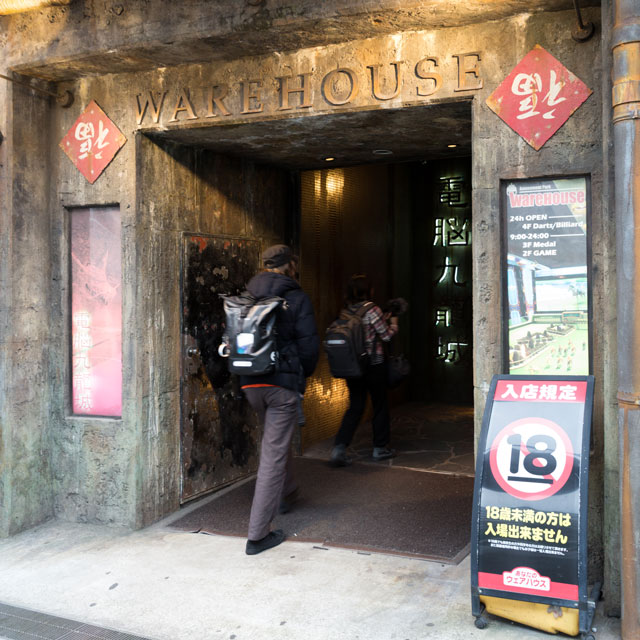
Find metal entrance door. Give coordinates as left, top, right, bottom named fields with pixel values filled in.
left=180, top=234, right=261, bottom=502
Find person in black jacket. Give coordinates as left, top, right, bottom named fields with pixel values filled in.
left=240, top=244, right=319, bottom=555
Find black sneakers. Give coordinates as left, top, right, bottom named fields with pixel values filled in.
left=245, top=529, right=286, bottom=555
left=372, top=447, right=396, bottom=461
left=329, top=444, right=352, bottom=467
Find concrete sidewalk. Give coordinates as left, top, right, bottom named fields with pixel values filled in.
left=0, top=499, right=622, bottom=640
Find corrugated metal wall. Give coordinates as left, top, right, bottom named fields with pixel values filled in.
left=299, top=165, right=392, bottom=449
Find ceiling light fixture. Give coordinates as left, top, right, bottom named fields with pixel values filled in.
left=448, top=144, right=457, bottom=148
left=372, top=149, right=393, bottom=156
left=325, top=157, right=335, bottom=162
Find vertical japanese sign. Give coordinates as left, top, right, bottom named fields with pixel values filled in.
left=486, top=45, right=591, bottom=150
left=71, top=207, right=122, bottom=416
left=430, top=161, right=473, bottom=402
left=60, top=100, right=127, bottom=184
left=503, top=176, right=589, bottom=376
left=471, top=375, right=593, bottom=613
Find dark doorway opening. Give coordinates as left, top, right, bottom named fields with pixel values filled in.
left=297, top=158, right=474, bottom=474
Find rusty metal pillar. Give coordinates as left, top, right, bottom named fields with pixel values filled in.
left=613, top=0, right=640, bottom=637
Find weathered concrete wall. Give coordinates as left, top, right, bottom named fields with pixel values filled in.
left=134, top=136, right=289, bottom=526
left=0, top=76, right=55, bottom=536
left=4, top=0, right=599, bottom=82
left=47, top=75, right=138, bottom=528
left=39, top=75, right=290, bottom=530
left=470, top=7, right=607, bottom=587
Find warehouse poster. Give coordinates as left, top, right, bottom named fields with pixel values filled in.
left=503, top=177, right=589, bottom=377
left=471, top=375, right=594, bottom=609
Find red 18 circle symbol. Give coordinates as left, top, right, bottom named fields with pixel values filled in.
left=489, top=417, right=574, bottom=501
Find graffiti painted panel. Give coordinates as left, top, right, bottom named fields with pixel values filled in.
left=180, top=235, right=261, bottom=501
left=70, top=207, right=122, bottom=416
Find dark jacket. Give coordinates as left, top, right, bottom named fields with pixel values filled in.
left=239, top=271, right=319, bottom=393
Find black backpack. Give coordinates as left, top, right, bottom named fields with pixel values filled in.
left=324, top=302, right=373, bottom=378
left=218, top=292, right=284, bottom=375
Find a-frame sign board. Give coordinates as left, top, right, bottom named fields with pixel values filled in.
left=471, top=375, right=598, bottom=637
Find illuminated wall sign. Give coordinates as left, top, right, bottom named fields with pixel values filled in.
left=486, top=45, right=591, bottom=150
left=502, top=177, right=590, bottom=376
left=70, top=206, right=122, bottom=416
left=432, top=173, right=472, bottom=369
left=60, top=100, right=127, bottom=184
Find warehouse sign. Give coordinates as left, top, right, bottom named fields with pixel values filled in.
left=134, top=52, right=484, bottom=126
left=471, top=375, right=594, bottom=618
left=486, top=45, right=592, bottom=150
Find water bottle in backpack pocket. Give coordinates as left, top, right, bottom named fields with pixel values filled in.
left=323, top=302, right=373, bottom=378
left=218, top=292, right=284, bottom=375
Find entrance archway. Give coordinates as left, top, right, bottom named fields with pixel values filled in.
left=145, top=101, right=476, bottom=525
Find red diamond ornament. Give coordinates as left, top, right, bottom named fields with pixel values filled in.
left=486, top=45, right=592, bottom=151
left=60, top=100, right=127, bottom=183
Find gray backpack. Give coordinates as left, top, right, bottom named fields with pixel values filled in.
left=218, top=293, right=284, bottom=375
left=324, top=302, right=373, bottom=378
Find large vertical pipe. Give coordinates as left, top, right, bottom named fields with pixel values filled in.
left=613, top=0, right=640, bottom=637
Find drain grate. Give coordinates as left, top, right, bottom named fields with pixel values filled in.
left=0, top=603, right=154, bottom=640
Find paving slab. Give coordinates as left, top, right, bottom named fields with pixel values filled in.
left=0, top=507, right=621, bottom=640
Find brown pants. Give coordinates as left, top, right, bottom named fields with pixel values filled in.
left=243, top=386, right=298, bottom=541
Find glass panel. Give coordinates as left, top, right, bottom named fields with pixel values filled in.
left=70, top=206, right=122, bottom=416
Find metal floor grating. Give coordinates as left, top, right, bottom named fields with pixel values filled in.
left=0, top=603, right=154, bottom=640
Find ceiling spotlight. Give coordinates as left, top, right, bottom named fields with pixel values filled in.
left=325, top=157, right=335, bottom=162
left=447, top=144, right=457, bottom=148
left=373, top=149, right=393, bottom=156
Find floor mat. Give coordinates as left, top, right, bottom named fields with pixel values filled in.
left=170, top=457, right=474, bottom=563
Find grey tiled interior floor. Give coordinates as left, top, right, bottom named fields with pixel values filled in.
left=303, top=402, right=475, bottom=476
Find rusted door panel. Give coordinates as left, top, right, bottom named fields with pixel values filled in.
left=180, top=234, right=261, bottom=502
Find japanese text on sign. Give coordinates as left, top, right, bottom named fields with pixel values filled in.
left=495, top=379, right=586, bottom=403
left=503, top=567, right=550, bottom=592
left=72, top=311, right=94, bottom=411
left=484, top=505, right=571, bottom=546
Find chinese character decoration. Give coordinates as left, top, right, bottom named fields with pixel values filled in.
left=60, top=100, right=127, bottom=184
left=486, top=45, right=592, bottom=151
left=438, top=176, right=466, bottom=208
left=436, top=337, right=469, bottom=364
